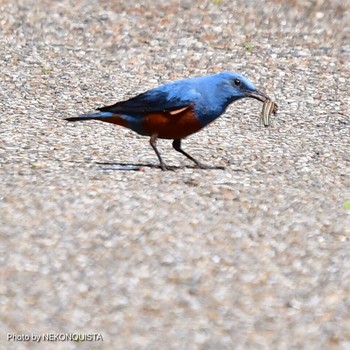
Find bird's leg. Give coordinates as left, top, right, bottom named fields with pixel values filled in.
left=172, top=139, right=206, bottom=168
left=150, top=134, right=167, bottom=170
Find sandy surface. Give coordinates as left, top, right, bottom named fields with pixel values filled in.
left=1, top=0, right=350, bottom=349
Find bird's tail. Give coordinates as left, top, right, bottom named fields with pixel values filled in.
left=65, top=112, right=113, bottom=122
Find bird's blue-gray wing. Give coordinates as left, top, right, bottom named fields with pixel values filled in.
left=98, top=82, right=200, bottom=115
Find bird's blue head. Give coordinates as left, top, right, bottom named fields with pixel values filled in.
left=214, top=72, right=268, bottom=105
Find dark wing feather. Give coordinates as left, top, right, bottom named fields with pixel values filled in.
left=98, top=90, right=192, bottom=115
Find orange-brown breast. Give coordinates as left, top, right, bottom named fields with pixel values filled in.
left=142, top=107, right=203, bottom=139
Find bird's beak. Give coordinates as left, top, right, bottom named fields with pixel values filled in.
left=246, top=89, right=268, bottom=102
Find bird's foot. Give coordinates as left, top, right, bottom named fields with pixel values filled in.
left=159, top=161, right=170, bottom=171
left=158, top=161, right=225, bottom=171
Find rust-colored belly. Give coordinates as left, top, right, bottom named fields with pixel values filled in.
left=142, top=109, right=203, bottom=139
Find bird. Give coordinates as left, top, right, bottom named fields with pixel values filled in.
left=65, top=71, right=268, bottom=170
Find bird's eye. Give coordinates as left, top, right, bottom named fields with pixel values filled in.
left=233, top=79, right=241, bottom=87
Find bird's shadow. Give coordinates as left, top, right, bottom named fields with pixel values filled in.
left=95, top=161, right=225, bottom=171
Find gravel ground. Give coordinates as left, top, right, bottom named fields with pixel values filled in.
left=1, top=0, right=350, bottom=349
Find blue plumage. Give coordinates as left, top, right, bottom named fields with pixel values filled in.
left=97, top=72, right=261, bottom=125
